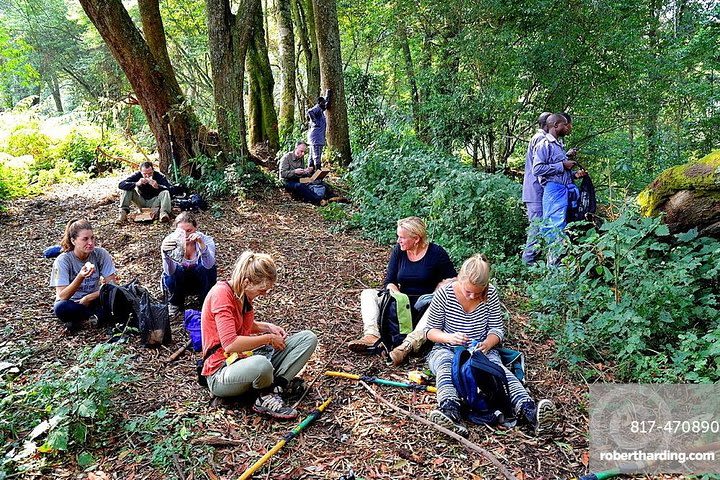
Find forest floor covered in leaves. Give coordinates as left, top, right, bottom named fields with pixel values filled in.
left=3, top=175, right=599, bottom=480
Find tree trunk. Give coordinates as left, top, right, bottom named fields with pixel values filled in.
left=49, top=73, right=63, bottom=113
left=246, top=6, right=280, bottom=154
left=293, top=0, right=320, bottom=106
left=311, top=0, right=352, bottom=166
left=276, top=0, right=296, bottom=143
left=205, top=0, right=257, bottom=162
left=78, top=0, right=199, bottom=174
left=396, top=22, right=421, bottom=137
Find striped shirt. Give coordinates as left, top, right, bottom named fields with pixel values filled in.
left=425, top=282, right=505, bottom=350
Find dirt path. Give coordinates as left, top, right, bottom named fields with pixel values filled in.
left=1, top=177, right=590, bottom=479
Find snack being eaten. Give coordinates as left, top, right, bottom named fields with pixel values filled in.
left=84, top=261, right=95, bottom=272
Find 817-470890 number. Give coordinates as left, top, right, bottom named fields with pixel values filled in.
left=630, top=420, right=720, bottom=434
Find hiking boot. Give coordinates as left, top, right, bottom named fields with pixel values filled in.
left=521, top=399, right=556, bottom=435
left=347, top=335, right=380, bottom=354
left=159, top=212, right=171, bottom=223
left=389, top=341, right=412, bottom=366
left=116, top=210, right=128, bottom=224
left=429, top=400, right=468, bottom=437
left=252, top=392, right=298, bottom=420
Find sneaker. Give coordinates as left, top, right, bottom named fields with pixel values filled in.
left=429, top=400, right=468, bottom=437
left=116, top=210, right=128, bottom=224
left=521, top=399, right=556, bottom=435
left=252, top=393, right=298, bottom=420
left=389, top=341, right=412, bottom=366
left=347, top=335, right=380, bottom=354
left=159, top=212, right=171, bottom=223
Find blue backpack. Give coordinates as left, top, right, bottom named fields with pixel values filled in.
left=451, top=347, right=516, bottom=426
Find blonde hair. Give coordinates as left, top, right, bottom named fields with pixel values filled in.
left=60, top=218, right=93, bottom=252
left=397, top=216, right=428, bottom=248
left=229, top=250, right=277, bottom=305
left=458, top=254, right=491, bottom=299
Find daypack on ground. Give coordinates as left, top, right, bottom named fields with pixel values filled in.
left=377, top=290, right=414, bottom=350
left=452, top=347, right=516, bottom=426
left=567, top=173, right=597, bottom=223
left=99, top=280, right=171, bottom=346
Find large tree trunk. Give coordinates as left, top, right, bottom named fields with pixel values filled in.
left=247, top=6, right=280, bottom=155
left=276, top=0, right=296, bottom=143
left=311, top=0, right=352, bottom=166
left=205, top=0, right=257, bottom=162
left=638, top=150, right=720, bottom=236
left=293, top=0, right=320, bottom=107
left=79, top=0, right=199, bottom=174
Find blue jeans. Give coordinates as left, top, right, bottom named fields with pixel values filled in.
left=522, top=202, right=543, bottom=265
left=53, top=299, right=105, bottom=330
left=541, top=182, right=570, bottom=265
left=283, top=181, right=325, bottom=204
left=162, top=264, right=217, bottom=308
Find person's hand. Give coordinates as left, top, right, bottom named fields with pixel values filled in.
left=161, top=237, right=177, bottom=253
left=306, top=166, right=314, bottom=175
left=148, top=178, right=159, bottom=189
left=266, top=333, right=286, bottom=351
left=446, top=332, right=469, bottom=346
left=137, top=177, right=148, bottom=185
left=187, top=232, right=205, bottom=250
left=567, top=148, right=579, bottom=158
left=79, top=263, right=95, bottom=278
left=386, top=284, right=400, bottom=294
left=266, top=324, right=288, bottom=338
left=575, top=169, right=588, bottom=178
left=477, top=340, right=492, bottom=354
left=78, top=295, right=92, bottom=306
left=562, top=160, right=577, bottom=170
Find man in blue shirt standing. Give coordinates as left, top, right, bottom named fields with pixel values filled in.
left=306, top=89, right=331, bottom=171
left=521, top=112, right=551, bottom=265
left=532, top=114, right=577, bottom=265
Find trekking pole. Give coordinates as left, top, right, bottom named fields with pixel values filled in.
left=237, top=398, right=332, bottom=480
left=325, top=371, right=437, bottom=393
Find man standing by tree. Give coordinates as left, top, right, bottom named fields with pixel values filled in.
left=522, top=112, right=551, bottom=265
left=117, top=162, right=172, bottom=224
left=306, top=90, right=331, bottom=170
left=531, top=114, right=577, bottom=265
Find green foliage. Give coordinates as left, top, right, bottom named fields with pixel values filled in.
left=178, top=155, right=278, bottom=200
left=53, top=130, right=98, bottom=173
left=0, top=160, right=33, bottom=204
left=349, top=136, right=526, bottom=279
left=528, top=207, right=720, bottom=382
left=1, top=343, right=135, bottom=475
left=124, top=409, right=212, bottom=474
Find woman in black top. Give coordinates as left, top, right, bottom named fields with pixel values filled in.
left=348, top=217, right=456, bottom=365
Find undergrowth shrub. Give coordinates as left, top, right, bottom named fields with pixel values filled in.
left=178, top=155, right=278, bottom=200
left=0, top=343, right=135, bottom=475
left=349, top=138, right=526, bottom=281
left=528, top=206, right=720, bottom=382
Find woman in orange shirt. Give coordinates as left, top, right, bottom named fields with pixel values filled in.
left=200, top=251, right=317, bottom=419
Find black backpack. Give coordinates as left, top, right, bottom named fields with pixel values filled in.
left=568, top=173, right=597, bottom=223
left=377, top=290, right=416, bottom=351
left=99, top=280, right=172, bottom=346
left=451, top=347, right=515, bottom=426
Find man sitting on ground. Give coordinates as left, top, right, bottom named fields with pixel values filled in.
left=117, top=161, right=172, bottom=224
left=279, top=141, right=329, bottom=206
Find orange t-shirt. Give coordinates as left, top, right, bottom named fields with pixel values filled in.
left=201, top=281, right=255, bottom=376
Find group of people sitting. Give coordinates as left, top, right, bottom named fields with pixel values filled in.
left=50, top=197, right=555, bottom=437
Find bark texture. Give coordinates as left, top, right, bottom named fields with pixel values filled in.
left=205, top=0, right=257, bottom=160
left=276, top=0, right=296, bottom=142
left=293, top=0, right=320, bottom=107
left=78, top=0, right=199, bottom=174
left=311, top=0, right=352, bottom=166
left=637, top=150, right=720, bottom=237
left=247, top=5, right=280, bottom=154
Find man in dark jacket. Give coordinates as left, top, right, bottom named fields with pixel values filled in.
left=117, top=161, right=172, bottom=224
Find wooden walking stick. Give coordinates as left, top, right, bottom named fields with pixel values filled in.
left=238, top=398, right=332, bottom=480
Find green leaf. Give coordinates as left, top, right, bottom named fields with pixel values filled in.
left=655, top=224, right=670, bottom=236
left=77, top=451, right=95, bottom=467
left=676, top=228, right=698, bottom=243
left=77, top=398, right=98, bottom=418
left=46, top=424, right=69, bottom=451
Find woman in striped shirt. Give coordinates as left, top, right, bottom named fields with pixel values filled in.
left=426, top=254, right=555, bottom=437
